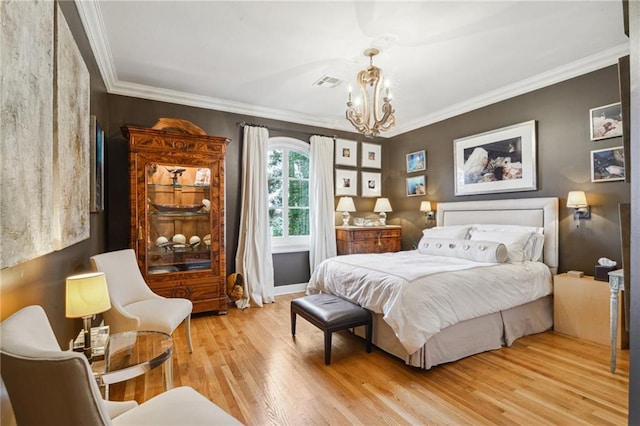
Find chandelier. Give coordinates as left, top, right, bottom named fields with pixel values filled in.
left=346, top=48, right=395, bottom=138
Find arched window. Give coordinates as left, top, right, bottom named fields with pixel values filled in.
left=267, top=137, right=310, bottom=253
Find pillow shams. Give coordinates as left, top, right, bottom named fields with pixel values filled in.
left=469, top=230, right=532, bottom=262
left=422, top=225, right=471, bottom=240
left=417, top=238, right=508, bottom=263
left=468, top=224, right=544, bottom=262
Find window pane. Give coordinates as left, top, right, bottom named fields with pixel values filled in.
left=288, top=180, right=309, bottom=207
left=269, top=209, right=283, bottom=237
left=268, top=149, right=283, bottom=178
left=289, top=151, right=309, bottom=179
left=268, top=178, right=283, bottom=208
left=288, top=208, right=309, bottom=236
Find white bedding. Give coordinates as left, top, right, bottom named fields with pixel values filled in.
left=307, top=251, right=552, bottom=354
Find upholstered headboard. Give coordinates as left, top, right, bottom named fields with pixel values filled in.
left=436, top=197, right=559, bottom=274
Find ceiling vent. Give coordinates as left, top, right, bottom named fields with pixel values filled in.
left=313, top=75, right=342, bottom=88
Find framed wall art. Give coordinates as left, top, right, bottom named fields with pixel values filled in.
left=591, top=146, right=625, bottom=182
left=406, top=150, right=426, bottom=173
left=361, top=171, right=381, bottom=197
left=361, top=142, right=381, bottom=169
left=90, top=115, right=105, bottom=212
left=335, top=138, right=357, bottom=167
left=406, top=175, right=426, bottom=197
left=335, top=168, right=358, bottom=196
left=454, top=120, right=537, bottom=196
left=590, top=102, right=623, bottom=141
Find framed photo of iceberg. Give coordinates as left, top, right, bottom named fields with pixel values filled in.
left=590, top=102, right=623, bottom=141
left=454, top=120, right=537, bottom=196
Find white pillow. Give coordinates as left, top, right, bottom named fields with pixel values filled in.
left=469, top=225, right=545, bottom=262
left=417, top=238, right=508, bottom=263
left=422, top=225, right=471, bottom=240
left=469, top=230, right=532, bottom=263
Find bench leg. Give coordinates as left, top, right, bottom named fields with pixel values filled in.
left=291, top=307, right=297, bottom=336
left=324, top=331, right=332, bottom=365
left=365, top=320, right=372, bottom=353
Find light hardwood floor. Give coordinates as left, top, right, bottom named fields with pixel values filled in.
left=109, top=293, right=629, bottom=425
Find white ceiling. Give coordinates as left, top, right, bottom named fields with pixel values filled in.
left=76, top=1, right=629, bottom=138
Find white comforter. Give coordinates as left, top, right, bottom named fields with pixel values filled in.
left=307, top=251, right=552, bottom=354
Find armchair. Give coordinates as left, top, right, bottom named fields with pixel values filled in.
left=0, top=305, right=242, bottom=425
left=90, top=249, right=193, bottom=353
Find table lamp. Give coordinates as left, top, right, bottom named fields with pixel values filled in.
left=65, top=272, right=111, bottom=362
left=336, top=196, right=356, bottom=226
left=374, top=198, right=392, bottom=225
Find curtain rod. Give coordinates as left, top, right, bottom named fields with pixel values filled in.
left=236, top=121, right=336, bottom=140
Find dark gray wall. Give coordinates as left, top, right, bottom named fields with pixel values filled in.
left=384, top=66, right=630, bottom=274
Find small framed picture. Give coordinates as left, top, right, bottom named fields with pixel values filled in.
left=335, top=138, right=357, bottom=167
left=90, top=115, right=104, bottom=212
left=361, top=142, right=381, bottom=169
left=406, top=175, right=426, bottom=197
left=406, top=150, right=426, bottom=173
left=361, top=171, right=381, bottom=197
left=591, top=146, right=625, bottom=182
left=590, top=102, right=623, bottom=141
left=335, top=169, right=358, bottom=196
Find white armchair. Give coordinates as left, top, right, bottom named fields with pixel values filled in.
left=91, top=249, right=193, bottom=353
left=0, top=305, right=242, bottom=425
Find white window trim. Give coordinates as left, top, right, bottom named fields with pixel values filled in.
left=268, top=137, right=310, bottom=253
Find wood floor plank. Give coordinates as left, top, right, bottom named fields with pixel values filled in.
left=108, top=293, right=629, bottom=425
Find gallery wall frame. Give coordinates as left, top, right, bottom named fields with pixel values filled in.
left=591, top=146, right=625, bottom=182
left=406, top=175, right=426, bottom=197
left=590, top=102, right=623, bottom=141
left=335, top=138, right=357, bottom=167
left=454, top=120, right=537, bottom=196
left=361, top=142, right=381, bottom=169
left=361, top=171, right=381, bottom=197
left=335, top=168, right=358, bottom=196
left=90, top=115, right=104, bottom=212
left=406, top=150, right=426, bottom=173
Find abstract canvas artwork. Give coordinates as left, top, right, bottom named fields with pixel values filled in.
left=53, top=3, right=90, bottom=250
left=0, top=1, right=55, bottom=268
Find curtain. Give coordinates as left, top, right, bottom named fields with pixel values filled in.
left=234, top=126, right=274, bottom=308
left=309, top=135, right=337, bottom=272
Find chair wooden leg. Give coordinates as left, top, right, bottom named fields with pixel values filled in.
left=185, top=315, right=193, bottom=353
left=291, top=307, right=297, bottom=336
left=324, top=331, right=332, bottom=365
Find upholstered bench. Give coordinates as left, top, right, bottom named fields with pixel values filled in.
left=291, top=294, right=372, bottom=365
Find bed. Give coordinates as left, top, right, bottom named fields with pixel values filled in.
left=307, top=197, right=558, bottom=369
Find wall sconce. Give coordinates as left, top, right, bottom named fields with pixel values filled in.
left=373, top=198, right=393, bottom=225
left=566, top=191, right=590, bottom=223
left=420, top=201, right=435, bottom=221
left=336, top=196, right=356, bottom=226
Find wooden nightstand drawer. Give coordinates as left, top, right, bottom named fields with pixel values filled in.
left=336, top=225, right=401, bottom=255
left=553, top=273, right=623, bottom=348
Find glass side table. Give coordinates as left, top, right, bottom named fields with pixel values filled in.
left=91, top=331, right=173, bottom=399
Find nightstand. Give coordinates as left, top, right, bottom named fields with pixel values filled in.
left=553, top=273, right=623, bottom=348
left=336, top=225, right=401, bottom=255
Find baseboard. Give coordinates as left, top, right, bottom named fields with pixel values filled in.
left=274, top=282, right=307, bottom=296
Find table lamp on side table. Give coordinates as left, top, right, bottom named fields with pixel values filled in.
left=374, top=198, right=392, bottom=226
left=65, top=272, right=111, bottom=363
left=336, top=196, right=356, bottom=226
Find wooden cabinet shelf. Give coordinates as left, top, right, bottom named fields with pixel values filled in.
left=336, top=225, right=401, bottom=255
left=123, top=118, right=229, bottom=314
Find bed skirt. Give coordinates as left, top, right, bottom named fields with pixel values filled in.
left=354, top=295, right=553, bottom=370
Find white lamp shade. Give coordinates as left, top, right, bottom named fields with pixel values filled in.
left=65, top=272, right=111, bottom=318
left=336, top=197, right=356, bottom=212
left=419, top=201, right=432, bottom=212
left=374, top=198, right=392, bottom=212
left=567, top=191, right=588, bottom=208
